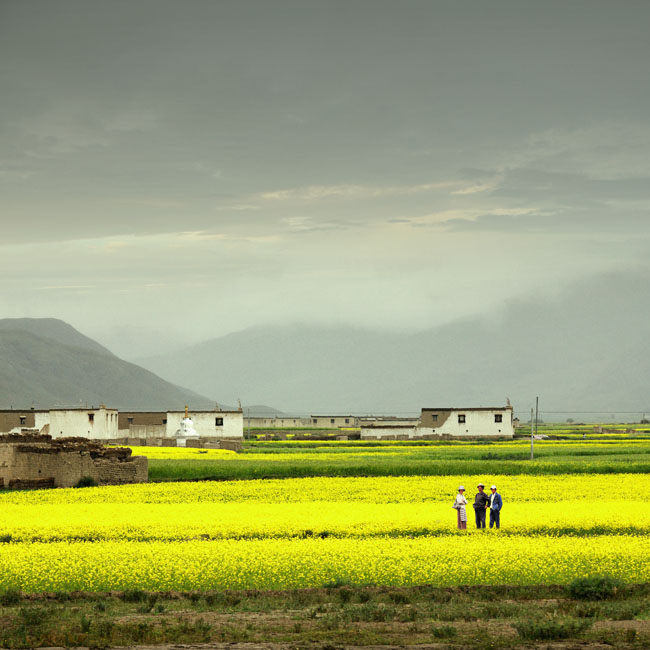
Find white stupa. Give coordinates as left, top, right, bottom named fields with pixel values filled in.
left=175, top=405, right=200, bottom=447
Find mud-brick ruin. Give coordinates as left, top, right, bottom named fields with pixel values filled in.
left=0, top=433, right=147, bottom=489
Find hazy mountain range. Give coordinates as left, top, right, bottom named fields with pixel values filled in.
left=136, top=271, right=650, bottom=418
left=0, top=319, right=214, bottom=410
left=1, top=271, right=648, bottom=418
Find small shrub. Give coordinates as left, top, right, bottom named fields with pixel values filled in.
left=513, top=616, right=594, bottom=640
left=94, top=601, right=106, bottom=612
left=356, top=602, right=395, bottom=622
left=20, top=606, right=53, bottom=627
left=0, top=588, right=21, bottom=606
left=0, top=534, right=13, bottom=543
left=600, top=599, right=646, bottom=620
left=74, top=476, right=98, bottom=488
left=431, top=624, right=457, bottom=638
left=204, top=593, right=223, bottom=607
left=388, top=590, right=410, bottom=604
left=120, top=588, right=147, bottom=603
left=574, top=603, right=601, bottom=618
left=337, top=588, right=353, bottom=603
left=95, top=620, right=114, bottom=640
left=568, top=576, right=623, bottom=600
left=80, top=613, right=92, bottom=633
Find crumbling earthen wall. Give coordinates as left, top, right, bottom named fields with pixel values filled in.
left=0, top=434, right=148, bottom=489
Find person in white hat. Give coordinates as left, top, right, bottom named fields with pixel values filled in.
left=489, top=485, right=503, bottom=529
left=452, top=486, right=468, bottom=530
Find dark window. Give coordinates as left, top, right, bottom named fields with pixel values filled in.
left=431, top=414, right=438, bottom=422
left=313, top=419, right=318, bottom=424
left=215, top=418, right=223, bottom=426
left=345, top=418, right=349, bottom=424
left=330, top=419, right=335, bottom=424
left=162, top=418, right=167, bottom=424
left=494, top=414, right=503, bottom=423
left=458, top=414, right=466, bottom=424
left=127, top=417, right=134, bottom=424
left=88, top=413, right=94, bottom=423
left=19, top=416, right=26, bottom=425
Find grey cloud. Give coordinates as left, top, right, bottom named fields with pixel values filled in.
left=1, top=0, right=650, bottom=344
left=440, top=208, right=650, bottom=234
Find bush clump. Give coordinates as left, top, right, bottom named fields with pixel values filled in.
left=120, top=589, right=147, bottom=603
left=431, top=624, right=457, bottom=638
left=74, top=476, right=98, bottom=488
left=513, top=616, right=593, bottom=640
left=0, top=588, right=21, bottom=606
left=568, top=576, right=623, bottom=600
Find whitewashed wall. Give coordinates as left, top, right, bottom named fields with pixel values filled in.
left=418, top=409, right=514, bottom=438
left=165, top=411, right=243, bottom=438
left=48, top=408, right=119, bottom=439
left=34, top=411, right=50, bottom=431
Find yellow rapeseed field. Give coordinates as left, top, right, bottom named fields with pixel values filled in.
left=0, top=473, right=647, bottom=592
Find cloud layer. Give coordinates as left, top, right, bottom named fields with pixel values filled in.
left=1, top=0, right=649, bottom=349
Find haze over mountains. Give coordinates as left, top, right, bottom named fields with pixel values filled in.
left=0, top=319, right=214, bottom=410
left=137, top=271, right=650, bottom=418
left=1, top=271, right=648, bottom=418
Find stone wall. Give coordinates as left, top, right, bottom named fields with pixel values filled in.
left=0, top=434, right=147, bottom=489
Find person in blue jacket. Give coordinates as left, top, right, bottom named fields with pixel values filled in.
left=489, top=485, right=503, bottom=529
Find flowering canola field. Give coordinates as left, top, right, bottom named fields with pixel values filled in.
left=0, top=471, right=648, bottom=592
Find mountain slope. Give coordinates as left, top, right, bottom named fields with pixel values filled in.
left=137, top=271, right=650, bottom=416
left=0, top=318, right=113, bottom=356
left=0, top=328, right=215, bottom=410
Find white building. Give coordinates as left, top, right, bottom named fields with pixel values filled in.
left=46, top=407, right=119, bottom=440
left=361, top=406, right=514, bottom=439
left=165, top=409, right=243, bottom=439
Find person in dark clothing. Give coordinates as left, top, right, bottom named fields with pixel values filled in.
left=473, top=483, right=490, bottom=528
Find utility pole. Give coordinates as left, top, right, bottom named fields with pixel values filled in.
left=246, top=408, right=251, bottom=440
left=535, top=396, right=539, bottom=438
left=530, top=407, right=534, bottom=460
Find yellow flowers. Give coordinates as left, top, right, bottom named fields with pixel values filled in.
left=125, top=446, right=237, bottom=460
left=1, top=536, right=650, bottom=593
left=0, top=473, right=646, bottom=592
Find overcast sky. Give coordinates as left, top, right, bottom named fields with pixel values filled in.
left=1, top=0, right=649, bottom=356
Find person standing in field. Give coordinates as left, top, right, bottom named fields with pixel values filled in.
left=489, top=485, right=503, bottom=529
left=453, top=486, right=468, bottom=530
left=473, top=483, right=490, bottom=529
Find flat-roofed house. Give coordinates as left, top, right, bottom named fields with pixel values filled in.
left=418, top=406, right=514, bottom=438
left=360, top=405, right=514, bottom=439
left=47, top=407, right=119, bottom=439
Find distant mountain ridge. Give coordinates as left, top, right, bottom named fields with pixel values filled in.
left=137, top=271, right=650, bottom=416
left=0, top=319, right=215, bottom=410
left=0, top=318, right=113, bottom=356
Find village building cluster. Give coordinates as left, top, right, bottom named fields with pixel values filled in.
left=0, top=404, right=515, bottom=442
left=0, top=406, right=244, bottom=447
left=0, top=404, right=513, bottom=490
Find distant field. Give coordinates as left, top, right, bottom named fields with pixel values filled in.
left=138, top=434, right=650, bottom=481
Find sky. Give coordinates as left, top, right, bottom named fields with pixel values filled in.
left=1, top=0, right=649, bottom=357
